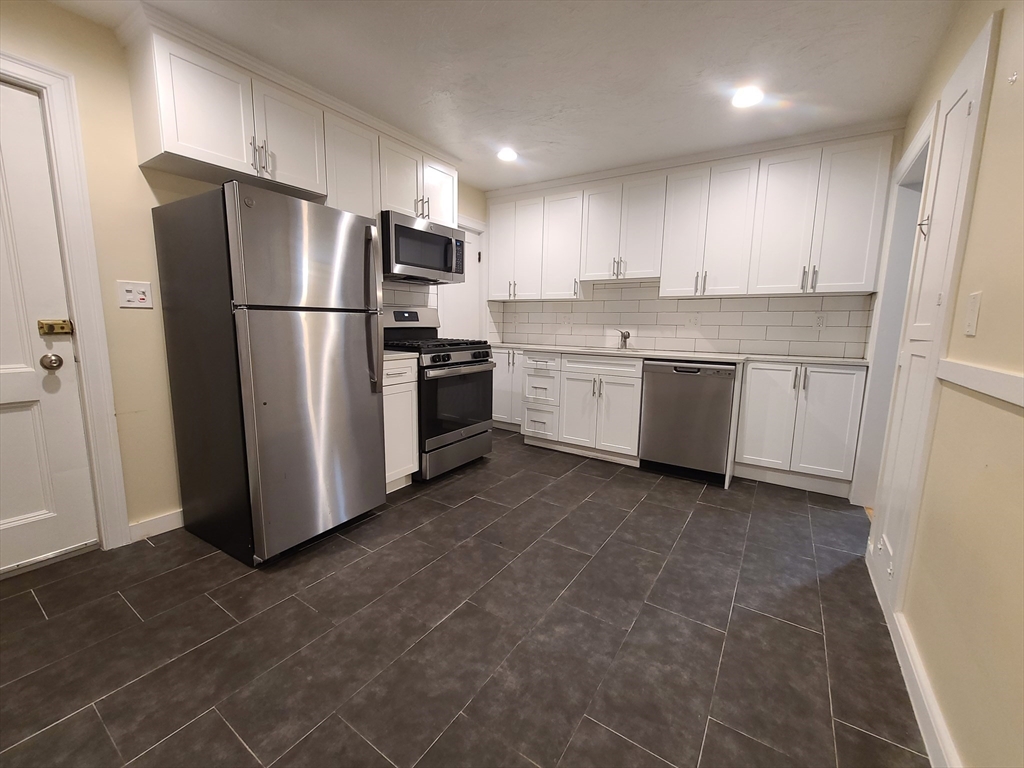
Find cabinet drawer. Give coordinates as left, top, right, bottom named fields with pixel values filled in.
left=562, top=354, right=643, bottom=378
left=522, top=403, right=559, bottom=440
left=383, top=358, right=417, bottom=386
left=521, top=350, right=561, bottom=370
left=522, top=369, right=560, bottom=406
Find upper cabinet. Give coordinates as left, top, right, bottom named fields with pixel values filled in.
left=252, top=80, right=327, bottom=195
left=487, top=201, right=516, bottom=300
left=542, top=191, right=583, bottom=300
left=809, top=135, right=894, bottom=293
left=380, top=137, right=459, bottom=227
left=618, top=176, right=666, bottom=279
left=659, top=167, right=710, bottom=297
left=580, top=184, right=623, bottom=280
left=513, top=198, right=544, bottom=300
left=324, top=111, right=379, bottom=219
left=702, top=158, right=759, bottom=295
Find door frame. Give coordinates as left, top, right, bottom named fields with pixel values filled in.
left=1, top=52, right=131, bottom=553
left=456, top=213, right=487, bottom=340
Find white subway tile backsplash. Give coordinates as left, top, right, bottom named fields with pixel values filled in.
left=845, top=343, right=867, bottom=358
left=674, top=297, right=722, bottom=312
left=718, top=326, right=767, bottom=340
left=767, top=326, right=820, bottom=342
left=592, top=287, right=622, bottom=300
left=788, top=341, right=847, bottom=357
left=700, top=312, right=743, bottom=326
left=743, top=311, right=792, bottom=326
left=543, top=302, right=574, bottom=313
left=620, top=313, right=659, bottom=324
left=571, top=301, right=605, bottom=313
left=528, top=334, right=557, bottom=345
left=529, top=312, right=556, bottom=323
left=631, top=337, right=658, bottom=350
left=620, top=287, right=661, bottom=300
left=825, top=311, right=850, bottom=326
left=639, top=299, right=680, bottom=312
left=848, top=311, right=871, bottom=327
left=721, top=297, right=770, bottom=311
left=516, top=323, right=542, bottom=334
left=504, top=333, right=528, bottom=343
left=543, top=324, right=574, bottom=335
left=658, top=312, right=700, bottom=325
left=571, top=324, right=605, bottom=336
left=695, top=339, right=740, bottom=353
left=768, top=296, right=822, bottom=311
left=739, top=340, right=791, bottom=355
left=822, top=295, right=871, bottom=311
left=677, top=325, right=719, bottom=339
left=637, top=325, right=678, bottom=338
left=603, top=300, right=640, bottom=312
left=792, top=312, right=818, bottom=327
left=655, top=338, right=697, bottom=352
left=587, top=313, right=621, bottom=324
left=818, top=326, right=870, bottom=343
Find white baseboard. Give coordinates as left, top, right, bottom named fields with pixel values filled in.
left=521, top=436, right=640, bottom=467
left=129, top=509, right=183, bottom=542
left=386, top=475, right=413, bottom=494
left=732, top=463, right=851, bottom=497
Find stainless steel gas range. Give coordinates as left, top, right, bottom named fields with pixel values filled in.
left=383, top=308, right=493, bottom=480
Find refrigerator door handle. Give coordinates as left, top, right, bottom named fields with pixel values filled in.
left=368, top=312, right=383, bottom=393
left=367, top=224, right=384, bottom=312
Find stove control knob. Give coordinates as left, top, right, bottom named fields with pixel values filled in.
left=442, top=353, right=452, bottom=362
left=431, top=354, right=442, bottom=363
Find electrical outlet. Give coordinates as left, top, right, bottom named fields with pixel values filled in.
left=557, top=313, right=572, bottom=325
left=684, top=314, right=701, bottom=327
left=814, top=313, right=827, bottom=329
left=118, top=280, right=153, bottom=309
left=965, top=291, right=982, bottom=336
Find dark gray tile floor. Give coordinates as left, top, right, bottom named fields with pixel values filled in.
left=0, top=428, right=928, bottom=768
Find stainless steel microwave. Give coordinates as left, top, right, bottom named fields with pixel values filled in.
left=381, top=210, right=465, bottom=284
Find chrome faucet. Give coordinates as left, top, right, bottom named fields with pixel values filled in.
left=615, top=328, right=630, bottom=350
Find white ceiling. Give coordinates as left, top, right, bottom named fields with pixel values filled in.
left=59, top=0, right=957, bottom=191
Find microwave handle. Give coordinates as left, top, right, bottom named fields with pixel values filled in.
left=444, top=237, right=455, bottom=272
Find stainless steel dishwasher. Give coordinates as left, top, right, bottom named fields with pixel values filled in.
left=639, top=360, right=736, bottom=477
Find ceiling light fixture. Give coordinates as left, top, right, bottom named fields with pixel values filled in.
left=731, top=86, right=764, bottom=108
left=497, top=147, right=518, bottom=162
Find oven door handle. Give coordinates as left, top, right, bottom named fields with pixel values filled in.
left=423, top=361, right=496, bottom=379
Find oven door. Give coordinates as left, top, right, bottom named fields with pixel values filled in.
left=419, top=361, right=494, bottom=451
left=382, top=210, right=465, bottom=284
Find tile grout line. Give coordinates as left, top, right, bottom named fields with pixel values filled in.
left=118, top=591, right=145, bottom=623
left=706, top=716, right=791, bottom=756
left=583, top=714, right=682, bottom=768
left=265, top=712, right=335, bottom=768
left=337, top=714, right=399, bottom=768
left=29, top=589, right=47, bottom=620
left=0, top=702, right=96, bottom=756
left=832, top=717, right=930, bottom=758
left=91, top=703, right=126, bottom=765
left=119, top=706, right=217, bottom=766
left=730, top=603, right=824, bottom=635
left=811, top=537, right=841, bottom=768
left=217, top=708, right=267, bottom=767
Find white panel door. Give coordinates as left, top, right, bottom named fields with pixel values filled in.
left=618, top=175, right=666, bottom=279
left=252, top=80, right=326, bottom=194
left=559, top=372, right=598, bottom=447
left=513, top=198, right=544, bottom=300
left=324, top=112, right=379, bottom=218
left=580, top=183, right=622, bottom=280
left=660, top=167, right=710, bottom=297
left=154, top=35, right=256, bottom=175
left=492, top=349, right=514, bottom=422
left=541, top=191, right=583, bottom=299
left=791, top=365, right=867, bottom=480
left=703, top=158, right=759, bottom=295
left=379, top=136, right=422, bottom=218
left=596, top=375, right=642, bottom=455
left=511, top=350, right=525, bottom=425
left=735, top=362, right=800, bottom=470
left=383, top=382, right=418, bottom=482
left=439, top=229, right=483, bottom=339
left=748, top=148, right=822, bottom=294
left=0, top=84, right=99, bottom=570
left=487, top=201, right=516, bottom=300
left=810, top=135, right=893, bottom=293
left=422, top=155, right=458, bottom=228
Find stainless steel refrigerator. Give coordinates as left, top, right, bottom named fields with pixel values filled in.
left=153, top=181, right=386, bottom=566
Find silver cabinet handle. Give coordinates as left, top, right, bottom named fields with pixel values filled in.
left=917, top=215, right=930, bottom=240
left=508, top=281, right=512, bottom=299
left=424, top=197, right=430, bottom=219
left=592, top=377, right=596, bottom=396
left=385, top=370, right=405, bottom=377
left=573, top=278, right=579, bottom=297
left=811, top=266, right=819, bottom=291
left=694, top=271, right=700, bottom=295
left=802, top=367, right=809, bottom=391
left=702, top=271, right=708, bottom=295
left=250, top=136, right=259, bottom=173
left=792, top=366, right=799, bottom=390
left=513, top=281, right=517, bottom=298
left=259, top=140, right=269, bottom=175
left=620, top=259, right=626, bottom=278
left=40, top=353, right=63, bottom=371
left=598, top=378, right=604, bottom=397
left=801, top=265, right=808, bottom=292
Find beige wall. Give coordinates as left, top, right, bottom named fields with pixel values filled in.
left=899, top=3, right=1024, bottom=767
left=0, top=1, right=492, bottom=528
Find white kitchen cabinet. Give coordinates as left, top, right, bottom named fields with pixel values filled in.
left=488, top=202, right=516, bottom=300
left=702, top=158, right=759, bottom=295
left=737, top=361, right=866, bottom=480
left=252, top=80, right=327, bottom=195
left=559, top=371, right=599, bottom=447
left=522, top=403, right=560, bottom=440
left=379, top=136, right=422, bottom=218
left=511, top=350, right=525, bottom=425
left=736, top=362, right=800, bottom=470
left=618, top=175, right=666, bottom=279
left=747, top=148, right=822, bottom=294
left=580, top=183, right=623, bottom=280
left=595, top=375, right=642, bottom=455
left=492, top=348, right=515, bottom=423
left=324, top=112, right=379, bottom=218
left=542, top=191, right=583, bottom=299
left=660, top=167, right=710, bottom=297
left=513, top=198, right=544, bottom=300
left=383, top=378, right=418, bottom=483
left=809, top=135, right=893, bottom=293
left=791, top=365, right=867, bottom=480
left=523, top=368, right=560, bottom=407
left=423, top=155, right=459, bottom=228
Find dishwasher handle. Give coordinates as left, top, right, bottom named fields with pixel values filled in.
left=643, top=360, right=736, bottom=377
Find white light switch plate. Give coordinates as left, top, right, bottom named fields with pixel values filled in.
left=964, top=291, right=982, bottom=336
left=118, top=280, right=153, bottom=309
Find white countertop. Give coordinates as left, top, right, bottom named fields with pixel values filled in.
left=490, top=342, right=866, bottom=367
left=384, top=350, right=419, bottom=361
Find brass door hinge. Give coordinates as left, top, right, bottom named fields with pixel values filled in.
left=37, top=319, right=74, bottom=336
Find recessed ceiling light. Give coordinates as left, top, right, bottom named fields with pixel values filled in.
left=497, top=147, right=518, bottom=162
left=732, top=86, right=764, bottom=108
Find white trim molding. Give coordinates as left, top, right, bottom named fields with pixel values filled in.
left=0, top=52, right=131, bottom=550
left=936, top=359, right=1024, bottom=407
left=129, top=509, right=183, bottom=543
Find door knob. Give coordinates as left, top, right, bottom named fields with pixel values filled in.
left=40, top=353, right=63, bottom=371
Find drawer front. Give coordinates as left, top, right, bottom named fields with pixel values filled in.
left=522, top=403, right=559, bottom=440
left=562, top=354, right=643, bottom=378
left=383, top=358, right=417, bottom=386
left=522, top=369, right=560, bottom=406
left=521, top=350, right=561, bottom=370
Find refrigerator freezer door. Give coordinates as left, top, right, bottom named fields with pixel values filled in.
left=236, top=308, right=386, bottom=560
left=227, top=182, right=379, bottom=310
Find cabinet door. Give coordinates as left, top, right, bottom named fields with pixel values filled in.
left=523, top=369, right=560, bottom=406
left=660, top=167, right=710, bottom=297
left=487, top=201, right=516, bottom=300
left=747, top=148, right=822, bottom=294
left=809, top=135, right=893, bottom=293
left=423, top=154, right=458, bottom=228
left=618, top=176, right=666, bottom=279
left=379, top=136, right=422, bottom=217
left=596, top=375, right=642, bottom=455
left=153, top=35, right=256, bottom=175
left=559, top=372, right=598, bottom=447
left=580, top=183, right=622, bottom=280
left=791, top=365, right=867, bottom=480
left=383, top=382, right=418, bottom=482
left=703, top=158, right=758, bottom=295
left=511, top=351, right=525, bottom=425
left=735, top=362, right=800, bottom=469
left=513, top=198, right=544, bottom=300
left=492, top=350, right=514, bottom=422
left=541, top=191, right=583, bottom=299
left=324, top=112, right=379, bottom=218
left=522, top=404, right=559, bottom=440
left=253, top=80, right=327, bottom=194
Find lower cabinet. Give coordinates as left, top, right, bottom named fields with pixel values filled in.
left=383, top=372, right=418, bottom=483
left=522, top=403, right=559, bottom=440
left=558, top=363, right=642, bottom=456
left=492, top=348, right=523, bottom=426
left=736, top=361, right=866, bottom=480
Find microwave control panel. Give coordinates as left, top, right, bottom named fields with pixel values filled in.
left=454, top=240, right=464, bottom=274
